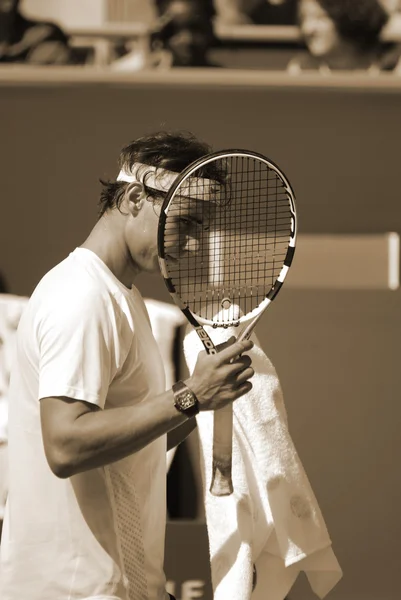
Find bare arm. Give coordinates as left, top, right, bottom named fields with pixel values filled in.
left=40, top=338, right=254, bottom=478
left=40, top=390, right=188, bottom=478
left=167, top=417, right=197, bottom=452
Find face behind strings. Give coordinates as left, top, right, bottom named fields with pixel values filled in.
left=161, top=154, right=294, bottom=326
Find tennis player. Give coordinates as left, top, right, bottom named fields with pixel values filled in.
left=0, top=131, right=254, bottom=600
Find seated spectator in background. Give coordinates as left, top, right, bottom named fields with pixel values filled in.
left=111, top=0, right=218, bottom=70
left=152, top=0, right=218, bottom=67
left=214, top=0, right=297, bottom=25
left=288, top=0, right=401, bottom=73
left=0, top=0, right=78, bottom=65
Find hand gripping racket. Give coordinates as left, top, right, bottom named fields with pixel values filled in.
left=158, top=150, right=297, bottom=496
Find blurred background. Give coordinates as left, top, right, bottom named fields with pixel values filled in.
left=1, top=1, right=401, bottom=599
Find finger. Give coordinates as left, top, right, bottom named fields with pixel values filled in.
left=217, top=339, right=254, bottom=364
left=233, top=381, right=253, bottom=398
left=225, top=355, right=252, bottom=375
left=235, top=367, right=255, bottom=384
left=236, top=355, right=252, bottom=369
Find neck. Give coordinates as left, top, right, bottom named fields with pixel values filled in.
left=80, top=213, right=139, bottom=290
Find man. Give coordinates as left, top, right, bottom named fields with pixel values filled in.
left=152, top=0, right=218, bottom=67
left=0, top=131, right=254, bottom=600
left=288, top=0, right=400, bottom=73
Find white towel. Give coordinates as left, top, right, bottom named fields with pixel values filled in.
left=144, top=298, right=187, bottom=472
left=144, top=298, right=186, bottom=391
left=183, top=324, right=343, bottom=600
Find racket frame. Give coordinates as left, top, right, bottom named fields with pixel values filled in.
left=158, top=149, right=297, bottom=330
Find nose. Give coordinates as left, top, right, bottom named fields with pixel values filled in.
left=182, top=235, right=199, bottom=253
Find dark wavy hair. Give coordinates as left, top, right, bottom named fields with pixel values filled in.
left=98, top=130, right=225, bottom=218
left=317, top=0, right=389, bottom=48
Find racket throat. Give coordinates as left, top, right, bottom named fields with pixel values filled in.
left=195, top=326, right=217, bottom=354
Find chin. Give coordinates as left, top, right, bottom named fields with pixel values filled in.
left=146, top=259, right=161, bottom=275
left=309, top=42, right=331, bottom=57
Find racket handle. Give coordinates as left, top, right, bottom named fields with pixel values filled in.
left=209, top=315, right=260, bottom=496
left=210, top=403, right=233, bottom=496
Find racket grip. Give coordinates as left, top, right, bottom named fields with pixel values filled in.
left=210, top=403, right=233, bottom=496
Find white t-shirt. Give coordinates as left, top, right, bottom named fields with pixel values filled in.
left=0, top=248, right=169, bottom=600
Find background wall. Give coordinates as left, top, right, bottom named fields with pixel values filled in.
left=21, top=0, right=156, bottom=27
left=22, top=0, right=107, bottom=27
left=0, top=74, right=400, bottom=600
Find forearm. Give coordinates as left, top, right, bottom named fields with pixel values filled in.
left=58, top=390, right=187, bottom=477
left=167, top=417, right=197, bottom=451
left=45, top=338, right=255, bottom=478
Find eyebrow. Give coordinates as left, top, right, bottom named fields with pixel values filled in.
left=182, top=214, right=204, bottom=226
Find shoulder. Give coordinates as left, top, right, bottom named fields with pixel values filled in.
left=36, top=254, right=107, bottom=300
left=30, top=254, right=120, bottom=330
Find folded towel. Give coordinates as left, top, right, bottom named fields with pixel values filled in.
left=144, top=298, right=186, bottom=390
left=144, top=298, right=187, bottom=472
left=183, top=324, right=343, bottom=600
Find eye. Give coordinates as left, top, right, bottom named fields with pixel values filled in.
left=179, top=217, right=191, bottom=228
left=179, top=216, right=203, bottom=228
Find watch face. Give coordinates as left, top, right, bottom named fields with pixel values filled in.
left=180, top=392, right=195, bottom=409
left=173, top=382, right=198, bottom=416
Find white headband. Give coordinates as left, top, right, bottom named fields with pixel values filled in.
left=117, top=162, right=223, bottom=201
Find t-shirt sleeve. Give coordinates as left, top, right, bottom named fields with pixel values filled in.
left=37, top=289, right=123, bottom=408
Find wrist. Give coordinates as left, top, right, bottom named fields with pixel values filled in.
left=172, top=380, right=199, bottom=419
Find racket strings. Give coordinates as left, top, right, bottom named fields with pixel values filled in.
left=163, top=155, right=293, bottom=324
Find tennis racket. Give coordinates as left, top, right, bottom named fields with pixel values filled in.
left=158, top=149, right=297, bottom=496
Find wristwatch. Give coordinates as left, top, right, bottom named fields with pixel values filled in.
left=172, top=381, right=199, bottom=418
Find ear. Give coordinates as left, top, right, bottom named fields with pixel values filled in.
left=126, top=181, right=145, bottom=215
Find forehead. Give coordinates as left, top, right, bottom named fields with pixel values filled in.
left=173, top=196, right=217, bottom=218
left=300, top=0, right=329, bottom=19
